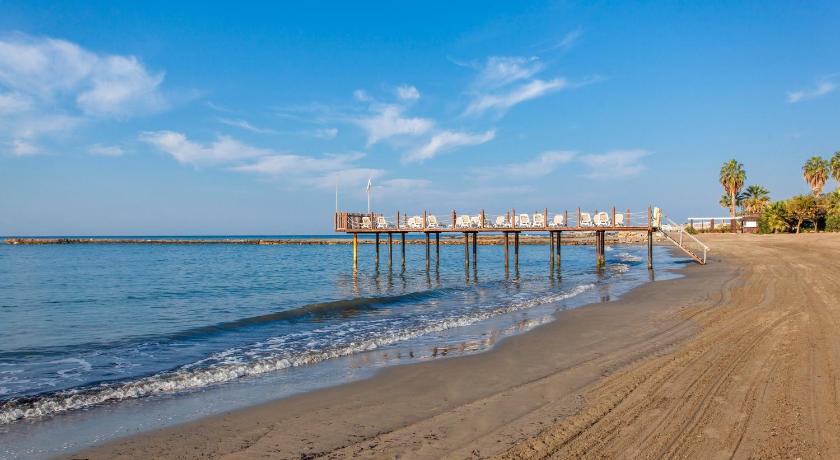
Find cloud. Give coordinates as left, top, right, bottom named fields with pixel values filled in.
left=88, top=143, right=124, bottom=156
left=140, top=131, right=271, bottom=166
left=396, top=84, right=420, bottom=101
left=580, top=149, right=650, bottom=178
left=787, top=79, right=836, bottom=103
left=232, top=152, right=364, bottom=176
left=356, top=104, right=434, bottom=145
left=310, top=127, right=338, bottom=139
left=353, top=89, right=371, bottom=102
left=219, top=118, right=277, bottom=134
left=9, top=139, right=38, bottom=156
left=465, top=78, right=568, bottom=116
left=480, top=150, right=575, bottom=178
left=551, top=29, right=583, bottom=52
left=472, top=56, right=543, bottom=90
left=0, top=34, right=169, bottom=154
left=407, top=129, right=495, bottom=162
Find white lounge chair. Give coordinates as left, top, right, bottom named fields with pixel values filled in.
left=427, top=215, right=439, bottom=228
left=594, top=212, right=610, bottom=227
left=471, top=215, right=481, bottom=228
left=579, top=212, right=594, bottom=227
left=495, top=215, right=510, bottom=228
left=456, top=215, right=472, bottom=228
left=361, top=216, right=373, bottom=229
left=532, top=214, right=545, bottom=228
left=410, top=216, right=423, bottom=229
left=550, top=214, right=565, bottom=227
left=519, top=213, right=531, bottom=228
left=614, top=213, right=624, bottom=227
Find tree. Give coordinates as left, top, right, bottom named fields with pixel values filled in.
left=785, top=194, right=819, bottom=233
left=803, top=156, right=830, bottom=196
left=720, top=159, right=746, bottom=233
left=832, top=151, right=840, bottom=190
left=742, top=185, right=770, bottom=214
left=759, top=201, right=790, bottom=234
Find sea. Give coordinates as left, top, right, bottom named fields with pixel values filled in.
left=0, top=235, right=683, bottom=459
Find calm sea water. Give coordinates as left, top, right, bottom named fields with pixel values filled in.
left=0, top=236, right=681, bottom=458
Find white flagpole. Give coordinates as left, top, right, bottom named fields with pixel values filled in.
left=366, top=178, right=372, bottom=213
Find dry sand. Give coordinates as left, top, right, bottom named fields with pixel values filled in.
left=72, top=233, right=840, bottom=459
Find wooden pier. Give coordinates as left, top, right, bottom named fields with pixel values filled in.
left=335, top=207, right=669, bottom=269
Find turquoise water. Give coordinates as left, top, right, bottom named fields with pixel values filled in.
left=0, top=237, right=681, bottom=458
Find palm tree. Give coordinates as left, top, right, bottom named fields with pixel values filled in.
left=720, top=159, right=746, bottom=233
left=831, top=151, right=840, bottom=189
left=742, top=185, right=770, bottom=214
left=803, top=156, right=830, bottom=196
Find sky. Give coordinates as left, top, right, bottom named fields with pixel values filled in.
left=1, top=1, right=839, bottom=235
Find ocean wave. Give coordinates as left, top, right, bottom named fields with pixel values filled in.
left=0, top=283, right=592, bottom=424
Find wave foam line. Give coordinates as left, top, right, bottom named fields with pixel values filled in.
left=0, top=284, right=593, bottom=424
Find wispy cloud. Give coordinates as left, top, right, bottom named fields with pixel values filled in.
left=406, top=129, right=495, bottom=162
left=787, top=78, right=836, bottom=103
left=88, top=143, right=124, bottom=156
left=479, top=150, right=575, bottom=178
left=550, top=29, right=583, bottom=52
left=472, top=56, right=543, bottom=90
left=139, top=131, right=271, bottom=166
left=465, top=78, right=568, bottom=116
left=218, top=118, right=277, bottom=134
left=355, top=104, right=434, bottom=146
left=580, top=149, right=651, bottom=178
left=309, top=127, right=338, bottom=139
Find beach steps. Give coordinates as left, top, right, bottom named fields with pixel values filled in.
left=657, top=219, right=709, bottom=264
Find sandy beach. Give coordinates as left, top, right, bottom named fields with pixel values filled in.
left=71, top=234, right=840, bottom=459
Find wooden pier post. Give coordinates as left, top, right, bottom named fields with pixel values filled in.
left=512, top=208, right=516, bottom=229
left=544, top=208, right=548, bottom=229
left=611, top=207, right=616, bottom=227
left=549, top=230, right=555, bottom=266
left=463, top=232, right=469, bottom=268
left=425, top=232, right=430, bottom=268
left=375, top=232, right=380, bottom=265
left=435, top=232, right=440, bottom=261
left=576, top=208, right=581, bottom=227
left=388, top=233, right=393, bottom=265
left=471, top=232, right=477, bottom=264
left=401, top=232, right=406, bottom=268
left=647, top=230, right=653, bottom=270
left=396, top=211, right=400, bottom=230
left=514, top=232, right=520, bottom=266
left=504, top=232, right=509, bottom=269
left=626, top=208, right=631, bottom=227
left=557, top=231, right=562, bottom=263
left=353, top=233, right=358, bottom=266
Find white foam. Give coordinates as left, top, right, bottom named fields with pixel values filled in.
left=0, top=283, right=593, bottom=424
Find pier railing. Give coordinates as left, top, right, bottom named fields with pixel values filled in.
left=335, top=207, right=658, bottom=232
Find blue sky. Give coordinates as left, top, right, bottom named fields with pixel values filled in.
left=1, top=1, right=839, bottom=235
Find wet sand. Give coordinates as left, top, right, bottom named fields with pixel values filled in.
left=72, top=234, right=840, bottom=459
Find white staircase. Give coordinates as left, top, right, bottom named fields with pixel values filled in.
left=657, top=217, right=710, bottom=265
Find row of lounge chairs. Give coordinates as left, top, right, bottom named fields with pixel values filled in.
left=359, top=212, right=625, bottom=229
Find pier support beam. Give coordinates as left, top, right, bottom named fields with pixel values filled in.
left=514, top=232, right=520, bottom=267
left=375, top=232, right=380, bottom=266
left=504, top=232, right=509, bottom=269
left=425, top=232, right=430, bottom=268
left=647, top=230, right=653, bottom=270
left=549, top=231, right=555, bottom=267
left=557, top=231, right=562, bottom=264
left=471, top=232, right=477, bottom=265
left=435, top=233, right=440, bottom=262
left=353, top=233, right=358, bottom=267
left=401, top=233, right=406, bottom=268
left=388, top=233, right=393, bottom=266
left=463, top=232, right=470, bottom=268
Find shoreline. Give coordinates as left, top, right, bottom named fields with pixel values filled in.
left=70, top=244, right=728, bottom=459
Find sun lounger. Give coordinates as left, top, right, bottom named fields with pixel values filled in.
left=614, top=213, right=624, bottom=227
left=519, top=213, right=531, bottom=228
left=427, top=215, right=439, bottom=228
left=579, top=212, right=594, bottom=227
left=549, top=214, right=565, bottom=227
left=456, top=215, right=472, bottom=228
left=594, top=212, right=610, bottom=227
left=361, top=216, right=373, bottom=229
left=470, top=215, right=481, bottom=228
left=495, top=215, right=509, bottom=228
left=532, top=214, right=545, bottom=228
left=376, top=216, right=390, bottom=229
left=410, top=216, right=423, bottom=229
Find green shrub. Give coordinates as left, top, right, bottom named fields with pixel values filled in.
left=827, top=214, right=840, bottom=232
left=684, top=225, right=698, bottom=235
